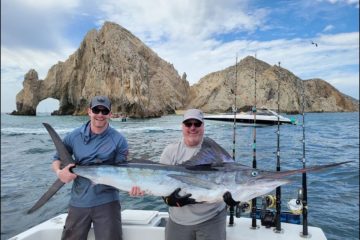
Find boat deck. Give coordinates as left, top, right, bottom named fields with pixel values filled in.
left=9, top=210, right=327, bottom=240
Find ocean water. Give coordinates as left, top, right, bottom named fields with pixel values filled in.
left=1, top=112, right=359, bottom=240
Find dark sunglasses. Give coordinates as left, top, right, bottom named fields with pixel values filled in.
left=183, top=121, right=203, bottom=128
left=91, top=107, right=110, bottom=115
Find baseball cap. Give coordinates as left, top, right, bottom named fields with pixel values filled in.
left=89, top=96, right=111, bottom=110
left=183, top=109, right=204, bottom=123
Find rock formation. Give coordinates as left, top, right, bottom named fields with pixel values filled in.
left=186, top=56, right=359, bottom=113
left=12, top=22, right=358, bottom=116
left=302, top=78, right=359, bottom=112
left=12, top=21, right=190, bottom=117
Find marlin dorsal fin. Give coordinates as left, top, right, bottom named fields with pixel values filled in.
left=183, top=137, right=234, bottom=167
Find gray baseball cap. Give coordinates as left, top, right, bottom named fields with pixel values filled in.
left=183, top=109, right=204, bottom=123
left=89, top=96, right=111, bottom=110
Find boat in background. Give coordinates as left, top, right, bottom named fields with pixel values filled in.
left=8, top=209, right=327, bottom=240
left=204, top=107, right=296, bottom=126
left=111, top=113, right=128, bottom=122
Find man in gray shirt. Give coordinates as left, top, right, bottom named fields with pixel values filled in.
left=160, top=109, right=227, bottom=240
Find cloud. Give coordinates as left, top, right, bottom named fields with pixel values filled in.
left=324, top=0, right=359, bottom=8
left=1, top=46, right=75, bottom=112
left=1, top=46, right=75, bottom=80
left=97, top=0, right=265, bottom=43
left=1, top=0, right=81, bottom=50
left=323, top=25, right=334, bottom=32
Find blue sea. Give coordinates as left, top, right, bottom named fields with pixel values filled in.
left=1, top=112, right=359, bottom=240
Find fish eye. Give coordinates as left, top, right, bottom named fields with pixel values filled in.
left=251, top=171, right=258, bottom=177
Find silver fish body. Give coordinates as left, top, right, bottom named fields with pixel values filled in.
left=72, top=160, right=346, bottom=203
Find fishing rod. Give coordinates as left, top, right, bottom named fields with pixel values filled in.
left=250, top=54, right=258, bottom=229
left=300, top=79, right=309, bottom=237
left=229, top=55, right=238, bottom=227
left=274, top=62, right=282, bottom=233
left=232, top=55, right=238, bottom=161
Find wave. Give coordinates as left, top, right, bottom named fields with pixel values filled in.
left=1, top=125, right=180, bottom=137
left=115, top=126, right=180, bottom=134
left=23, top=148, right=54, bottom=154
left=1, top=127, right=73, bottom=136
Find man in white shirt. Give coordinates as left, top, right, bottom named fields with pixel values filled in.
left=160, top=109, right=227, bottom=240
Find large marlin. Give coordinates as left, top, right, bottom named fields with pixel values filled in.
left=28, top=123, right=351, bottom=213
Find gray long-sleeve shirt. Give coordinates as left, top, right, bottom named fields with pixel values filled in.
left=53, top=121, right=128, bottom=207
left=160, top=138, right=226, bottom=225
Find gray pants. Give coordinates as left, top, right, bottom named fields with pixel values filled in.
left=61, top=201, right=122, bottom=240
left=165, top=208, right=227, bottom=240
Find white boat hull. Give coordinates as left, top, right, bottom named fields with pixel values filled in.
left=9, top=210, right=327, bottom=240
left=111, top=117, right=127, bottom=122
left=204, top=108, right=295, bottom=126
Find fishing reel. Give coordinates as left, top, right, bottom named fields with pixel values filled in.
left=287, top=188, right=303, bottom=215
left=225, top=197, right=251, bottom=226
left=263, top=195, right=276, bottom=209
left=228, top=201, right=252, bottom=219
left=235, top=201, right=251, bottom=217
left=259, top=195, right=277, bottom=228
left=260, top=210, right=276, bottom=228
left=224, top=192, right=251, bottom=226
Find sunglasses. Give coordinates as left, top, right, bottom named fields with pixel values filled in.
left=91, top=107, right=110, bottom=115
left=183, top=121, right=203, bottom=128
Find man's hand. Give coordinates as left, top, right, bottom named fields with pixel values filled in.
left=162, top=188, right=196, bottom=207
left=56, top=164, right=77, bottom=183
left=129, top=186, right=145, bottom=196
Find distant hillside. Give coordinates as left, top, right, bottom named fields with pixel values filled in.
left=186, top=56, right=359, bottom=113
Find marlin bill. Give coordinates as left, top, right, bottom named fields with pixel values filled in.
left=28, top=123, right=351, bottom=213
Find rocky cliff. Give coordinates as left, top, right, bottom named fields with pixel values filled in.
left=12, top=22, right=358, bottom=116
left=186, top=56, right=359, bottom=113
left=302, top=78, right=359, bottom=112
left=13, top=22, right=190, bottom=117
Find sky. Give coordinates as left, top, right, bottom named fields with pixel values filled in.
left=1, top=0, right=359, bottom=113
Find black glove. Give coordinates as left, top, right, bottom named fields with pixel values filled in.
left=162, top=188, right=196, bottom=207
left=223, top=191, right=240, bottom=207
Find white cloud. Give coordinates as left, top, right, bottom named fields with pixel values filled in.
left=323, top=25, right=334, bottom=32
left=1, top=46, right=75, bottom=80
left=13, top=0, right=80, bottom=10
left=97, top=0, right=264, bottom=43
left=1, top=46, right=75, bottom=112
left=1, top=0, right=81, bottom=50
left=323, top=0, right=359, bottom=7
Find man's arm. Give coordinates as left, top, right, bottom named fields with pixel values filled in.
left=159, top=144, right=175, bottom=164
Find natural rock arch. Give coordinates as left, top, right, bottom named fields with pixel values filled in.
left=36, top=98, right=60, bottom=114
left=11, top=22, right=190, bottom=117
